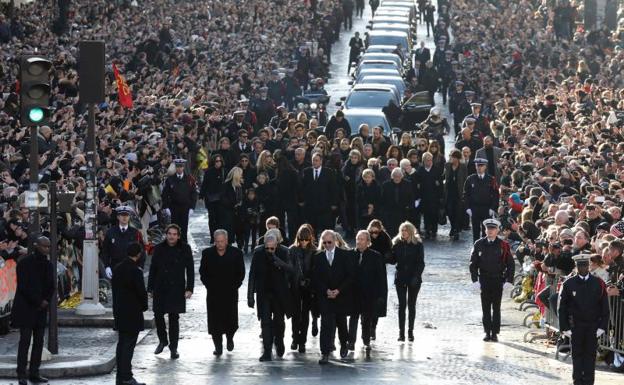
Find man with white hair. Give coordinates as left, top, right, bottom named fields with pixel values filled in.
left=381, top=168, right=415, bottom=235
left=248, top=230, right=293, bottom=362
left=314, top=230, right=354, bottom=364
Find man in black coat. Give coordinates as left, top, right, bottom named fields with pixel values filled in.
left=381, top=168, right=415, bottom=236
left=247, top=230, right=294, bottom=361
left=314, top=230, right=354, bottom=364
left=416, top=153, right=444, bottom=239
left=348, top=230, right=386, bottom=357
left=162, top=159, right=198, bottom=243
left=463, top=158, right=499, bottom=241
left=414, top=41, right=430, bottom=70
left=299, top=153, right=338, bottom=237
left=199, top=229, right=246, bottom=356
left=147, top=224, right=194, bottom=359
left=559, top=254, right=610, bottom=385
left=112, top=243, right=148, bottom=385
left=102, top=206, right=145, bottom=280
left=348, top=32, right=364, bottom=74
left=11, top=236, right=54, bottom=385
left=469, top=219, right=514, bottom=342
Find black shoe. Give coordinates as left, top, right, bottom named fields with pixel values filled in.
left=291, top=341, right=298, bottom=350
left=170, top=350, right=180, bottom=359
left=483, top=333, right=491, bottom=342
left=398, top=334, right=405, bottom=342
left=371, top=329, right=376, bottom=341
left=276, top=342, right=285, bottom=358
left=259, top=353, right=272, bottom=362
left=453, top=233, right=460, bottom=241
left=213, top=345, right=223, bottom=356
left=298, top=344, right=306, bottom=353
left=408, top=331, right=414, bottom=342
left=348, top=342, right=355, bottom=351
left=318, top=354, right=329, bottom=365
left=18, top=379, right=27, bottom=385
left=312, top=322, right=319, bottom=337
left=119, top=379, right=146, bottom=385
left=365, top=346, right=372, bottom=358
left=154, top=342, right=167, bottom=355
left=340, top=345, right=348, bottom=358
left=226, top=336, right=234, bottom=352
left=491, top=334, right=498, bottom=342
left=28, top=375, right=49, bottom=383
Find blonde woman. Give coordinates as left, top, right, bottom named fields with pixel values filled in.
left=221, top=167, right=245, bottom=246
left=388, top=221, right=424, bottom=342
left=255, top=150, right=275, bottom=179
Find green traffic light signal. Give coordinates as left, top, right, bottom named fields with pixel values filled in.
left=28, top=107, right=44, bottom=123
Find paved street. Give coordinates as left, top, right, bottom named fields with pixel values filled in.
left=2, top=6, right=621, bottom=385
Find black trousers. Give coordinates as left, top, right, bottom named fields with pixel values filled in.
left=320, top=312, right=348, bottom=355
left=206, top=201, right=221, bottom=243
left=116, top=331, right=139, bottom=382
left=425, top=19, right=434, bottom=36
left=291, top=289, right=314, bottom=345
left=343, top=9, right=353, bottom=30
left=471, top=208, right=489, bottom=242
left=171, top=207, right=190, bottom=243
left=422, top=205, right=439, bottom=235
left=155, top=312, right=180, bottom=351
left=571, top=324, right=598, bottom=385
left=396, top=283, right=420, bottom=333
left=446, top=195, right=462, bottom=234
left=480, top=279, right=503, bottom=334
left=348, top=311, right=374, bottom=346
left=259, top=297, right=286, bottom=355
left=17, top=326, right=45, bottom=378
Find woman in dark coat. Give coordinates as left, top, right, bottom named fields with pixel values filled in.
left=220, top=167, right=245, bottom=247
left=237, top=153, right=257, bottom=191
left=147, top=224, right=194, bottom=357
left=366, top=219, right=391, bottom=340
left=275, top=155, right=301, bottom=242
left=444, top=149, right=468, bottom=240
left=388, top=221, right=425, bottom=342
left=416, top=151, right=444, bottom=239
left=200, top=154, right=226, bottom=242
left=288, top=225, right=319, bottom=353
left=199, top=230, right=246, bottom=355
left=356, top=169, right=382, bottom=229
left=341, top=149, right=365, bottom=237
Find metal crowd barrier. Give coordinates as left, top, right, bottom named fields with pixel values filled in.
left=599, top=295, right=624, bottom=355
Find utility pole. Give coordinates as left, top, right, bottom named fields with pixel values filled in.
left=75, top=41, right=106, bottom=316
left=48, top=182, right=58, bottom=354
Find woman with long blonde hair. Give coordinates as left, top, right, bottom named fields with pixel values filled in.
left=221, top=167, right=245, bottom=245
left=389, top=221, right=424, bottom=342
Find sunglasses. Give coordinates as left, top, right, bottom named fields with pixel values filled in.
left=215, top=159, right=223, bottom=163
left=265, top=247, right=276, bottom=251
left=369, top=231, right=380, bottom=235
left=322, top=241, right=333, bottom=245
left=298, top=238, right=310, bottom=242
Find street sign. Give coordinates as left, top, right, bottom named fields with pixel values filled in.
left=24, top=190, right=49, bottom=209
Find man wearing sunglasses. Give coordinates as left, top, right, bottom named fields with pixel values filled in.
left=247, top=230, right=294, bottom=362
left=313, top=230, right=354, bottom=364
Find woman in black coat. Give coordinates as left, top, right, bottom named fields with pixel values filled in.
left=288, top=225, right=318, bottom=353
left=199, top=231, right=246, bottom=355
left=366, top=219, right=391, bottom=340
left=220, top=167, right=245, bottom=247
left=275, top=155, right=301, bottom=242
left=200, top=154, right=226, bottom=242
left=341, top=150, right=365, bottom=237
left=356, top=169, right=382, bottom=230
left=415, top=152, right=444, bottom=239
left=388, top=221, right=425, bottom=342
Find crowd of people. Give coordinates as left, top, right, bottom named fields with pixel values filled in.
left=2, top=0, right=624, bottom=382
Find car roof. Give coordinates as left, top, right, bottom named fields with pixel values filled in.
left=342, top=108, right=388, bottom=117
left=361, top=52, right=402, bottom=58
left=359, top=59, right=398, bottom=65
left=352, top=83, right=398, bottom=92
left=368, top=30, right=409, bottom=37
left=359, top=75, right=404, bottom=81
left=357, top=68, right=402, bottom=75
left=366, top=45, right=400, bottom=50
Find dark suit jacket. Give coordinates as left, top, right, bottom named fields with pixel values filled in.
left=352, top=248, right=387, bottom=316
left=444, top=162, right=468, bottom=203
left=312, top=248, right=354, bottom=315
left=299, top=167, right=338, bottom=213
left=10, top=251, right=54, bottom=329
left=414, top=47, right=431, bottom=66
left=248, top=244, right=294, bottom=318
left=112, top=257, right=148, bottom=332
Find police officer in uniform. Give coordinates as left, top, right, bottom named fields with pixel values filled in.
left=469, top=219, right=514, bottom=342
left=558, top=254, right=609, bottom=385
left=463, top=102, right=489, bottom=139
left=112, top=242, right=148, bottom=385
left=463, top=158, right=499, bottom=242
left=162, top=159, right=198, bottom=244
left=103, top=206, right=145, bottom=280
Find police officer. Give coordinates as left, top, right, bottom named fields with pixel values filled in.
left=162, top=159, right=198, bottom=244
left=463, top=158, right=499, bottom=242
left=469, top=219, right=514, bottom=342
left=558, top=254, right=610, bottom=385
left=103, top=206, right=145, bottom=280
left=463, top=102, right=489, bottom=139
left=112, top=242, right=148, bottom=385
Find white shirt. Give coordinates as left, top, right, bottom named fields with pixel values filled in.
left=176, top=173, right=184, bottom=179
left=313, top=167, right=322, bottom=180
left=326, top=248, right=335, bottom=266
left=578, top=274, right=589, bottom=281
left=120, top=226, right=128, bottom=233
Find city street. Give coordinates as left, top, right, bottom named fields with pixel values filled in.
left=2, top=6, right=621, bottom=385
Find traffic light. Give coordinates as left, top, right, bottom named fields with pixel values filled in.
left=20, top=56, right=52, bottom=126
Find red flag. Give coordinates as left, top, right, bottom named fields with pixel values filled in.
left=113, top=63, right=133, bottom=109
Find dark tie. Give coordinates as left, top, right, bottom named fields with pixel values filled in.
left=314, top=169, right=319, bottom=181
left=121, top=228, right=126, bottom=233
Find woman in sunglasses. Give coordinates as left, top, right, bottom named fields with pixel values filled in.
left=366, top=219, right=391, bottom=340
left=288, top=225, right=319, bottom=353
left=388, top=221, right=425, bottom=342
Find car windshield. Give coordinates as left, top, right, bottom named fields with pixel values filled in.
left=345, top=91, right=395, bottom=109
left=359, top=78, right=405, bottom=94
left=368, top=35, right=408, bottom=51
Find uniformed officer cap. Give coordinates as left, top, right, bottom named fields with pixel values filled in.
left=233, top=110, right=246, bottom=116
left=572, top=254, right=591, bottom=266
left=455, top=80, right=464, bottom=86
left=471, top=102, right=482, bottom=107
left=474, top=157, right=488, bottom=165
left=465, top=91, right=475, bottom=97
left=115, top=206, right=133, bottom=215
left=483, top=218, right=501, bottom=229
left=173, top=158, right=187, bottom=166
left=259, top=86, right=269, bottom=92
left=464, top=117, right=476, bottom=124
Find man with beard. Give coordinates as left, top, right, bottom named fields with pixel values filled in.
left=148, top=224, right=194, bottom=360
left=247, top=230, right=294, bottom=361
left=200, top=230, right=246, bottom=356
left=475, top=136, right=503, bottom=182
